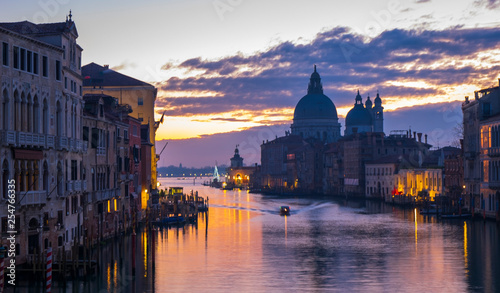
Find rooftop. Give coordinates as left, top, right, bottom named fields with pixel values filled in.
left=82, top=62, right=154, bottom=88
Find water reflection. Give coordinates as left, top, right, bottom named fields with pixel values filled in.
left=13, top=178, right=500, bottom=292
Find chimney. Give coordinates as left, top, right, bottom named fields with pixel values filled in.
left=406, top=130, right=409, bottom=138
left=474, top=91, right=479, bottom=100
left=104, top=64, right=109, bottom=69
left=417, top=133, right=422, bottom=142
left=413, top=131, right=416, bottom=140
left=498, top=78, right=500, bottom=87
left=465, top=96, right=469, bottom=103
left=425, top=134, right=428, bottom=144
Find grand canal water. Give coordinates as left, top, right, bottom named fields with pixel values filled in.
left=16, top=177, right=500, bottom=292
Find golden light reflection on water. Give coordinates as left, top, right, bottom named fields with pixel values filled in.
left=143, top=232, right=148, bottom=278
left=414, top=208, right=418, bottom=252
left=154, top=181, right=264, bottom=291
left=464, top=221, right=469, bottom=276
left=107, top=262, right=111, bottom=292
left=284, top=215, right=288, bottom=244
left=148, top=178, right=496, bottom=292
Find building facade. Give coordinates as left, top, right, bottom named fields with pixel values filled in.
left=82, top=62, right=160, bottom=210
left=0, top=16, right=86, bottom=264
left=462, top=79, right=500, bottom=219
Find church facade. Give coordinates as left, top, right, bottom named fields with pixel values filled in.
left=260, top=66, right=432, bottom=198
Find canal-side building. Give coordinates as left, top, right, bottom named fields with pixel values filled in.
left=0, top=15, right=86, bottom=264
left=82, top=62, right=160, bottom=210
left=226, top=146, right=260, bottom=189
left=463, top=79, right=500, bottom=219
left=323, top=142, right=344, bottom=195
left=261, top=134, right=306, bottom=192
left=443, top=145, right=463, bottom=208
left=123, top=114, right=143, bottom=225
left=341, top=131, right=431, bottom=197
left=82, top=94, right=122, bottom=243
left=365, top=152, right=444, bottom=203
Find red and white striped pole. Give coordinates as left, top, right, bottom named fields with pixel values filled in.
left=46, top=247, right=52, bottom=293
left=0, top=246, right=6, bottom=291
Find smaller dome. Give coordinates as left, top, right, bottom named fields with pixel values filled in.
left=365, top=96, right=372, bottom=108
left=346, top=91, right=372, bottom=126
left=346, top=106, right=372, bottom=126
left=374, top=92, right=382, bottom=106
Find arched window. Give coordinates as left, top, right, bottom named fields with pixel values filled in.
left=2, top=160, right=9, bottom=199
left=57, top=162, right=63, bottom=196
left=33, top=95, right=39, bottom=133
left=72, top=104, right=76, bottom=138
left=2, top=89, right=8, bottom=130
left=43, top=161, right=49, bottom=193
left=27, top=94, right=32, bottom=132
left=14, top=90, right=19, bottom=131
left=21, top=92, right=27, bottom=132
left=56, top=101, right=62, bottom=136
left=43, top=99, right=48, bottom=134
left=33, top=161, right=39, bottom=191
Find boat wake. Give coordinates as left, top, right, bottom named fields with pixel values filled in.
left=209, top=201, right=333, bottom=216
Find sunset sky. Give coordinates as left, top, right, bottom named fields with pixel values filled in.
left=2, top=0, right=500, bottom=167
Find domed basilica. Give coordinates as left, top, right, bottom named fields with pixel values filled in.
left=291, top=66, right=384, bottom=141
left=291, top=66, right=341, bottom=143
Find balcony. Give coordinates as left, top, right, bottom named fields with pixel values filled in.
left=56, top=136, right=68, bottom=150
left=487, top=147, right=500, bottom=157
left=0, top=131, right=60, bottom=150
left=18, top=191, right=47, bottom=206
left=46, top=135, right=55, bottom=148
left=1, top=130, right=16, bottom=145
left=66, top=181, right=73, bottom=192
left=74, top=180, right=81, bottom=191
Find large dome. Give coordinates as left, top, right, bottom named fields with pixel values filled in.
left=293, top=93, right=338, bottom=120
left=345, top=106, right=372, bottom=126
left=293, top=66, right=338, bottom=120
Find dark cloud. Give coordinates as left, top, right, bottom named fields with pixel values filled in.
left=157, top=26, right=500, bottom=118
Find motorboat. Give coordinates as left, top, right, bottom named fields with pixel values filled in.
left=280, top=206, right=290, bottom=216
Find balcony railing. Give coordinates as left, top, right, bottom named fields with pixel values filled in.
left=92, top=188, right=120, bottom=202
left=66, top=181, right=73, bottom=192
left=56, top=136, right=68, bottom=150
left=0, top=131, right=65, bottom=150
left=74, top=180, right=81, bottom=191
left=18, top=191, right=47, bottom=206
left=487, top=147, right=500, bottom=157
left=1, top=130, right=16, bottom=145
left=47, top=135, right=55, bottom=148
